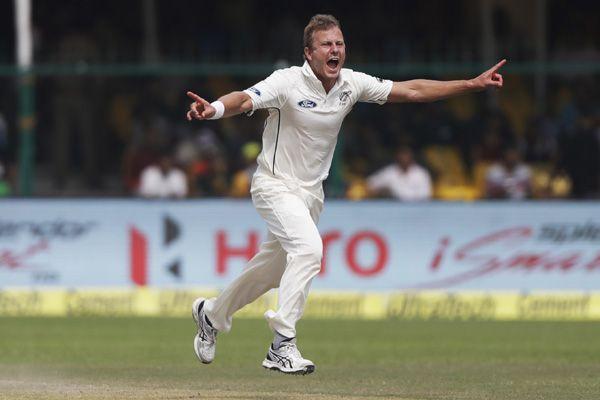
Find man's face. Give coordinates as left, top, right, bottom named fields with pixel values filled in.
left=159, top=156, right=173, bottom=174
left=304, top=27, right=346, bottom=86
left=503, top=149, right=519, bottom=170
left=396, top=149, right=414, bottom=171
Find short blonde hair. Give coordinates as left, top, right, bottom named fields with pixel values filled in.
left=303, top=14, right=341, bottom=50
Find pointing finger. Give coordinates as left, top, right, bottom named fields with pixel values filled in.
left=490, top=59, right=507, bottom=73
left=186, top=91, right=209, bottom=105
left=494, top=76, right=503, bottom=88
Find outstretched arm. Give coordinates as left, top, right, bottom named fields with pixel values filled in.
left=387, top=59, right=506, bottom=103
left=186, top=91, right=254, bottom=121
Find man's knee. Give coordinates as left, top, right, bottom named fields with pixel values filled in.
left=291, top=237, right=323, bottom=266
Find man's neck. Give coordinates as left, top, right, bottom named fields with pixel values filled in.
left=399, top=164, right=412, bottom=173
left=320, top=78, right=336, bottom=93
left=308, top=63, right=336, bottom=93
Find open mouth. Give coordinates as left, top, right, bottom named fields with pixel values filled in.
left=326, top=58, right=339, bottom=69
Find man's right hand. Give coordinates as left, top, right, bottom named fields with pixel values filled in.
left=186, top=91, right=216, bottom=121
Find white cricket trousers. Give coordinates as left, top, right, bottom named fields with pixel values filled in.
left=203, top=172, right=324, bottom=338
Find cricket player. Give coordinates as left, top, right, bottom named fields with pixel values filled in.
left=186, top=14, right=505, bottom=374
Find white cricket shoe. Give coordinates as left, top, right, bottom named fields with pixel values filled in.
left=192, top=297, right=217, bottom=364
left=262, top=341, right=315, bottom=375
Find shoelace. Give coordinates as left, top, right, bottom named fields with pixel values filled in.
left=278, top=342, right=301, bottom=359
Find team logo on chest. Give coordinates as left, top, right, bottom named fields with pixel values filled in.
left=339, top=90, right=352, bottom=105
left=298, top=99, right=317, bottom=108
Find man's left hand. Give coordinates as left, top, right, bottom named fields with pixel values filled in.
left=471, top=59, right=506, bottom=90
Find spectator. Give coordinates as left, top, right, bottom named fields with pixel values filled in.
left=485, top=147, right=532, bottom=200
left=138, top=152, right=188, bottom=199
left=229, top=141, right=260, bottom=198
left=123, top=110, right=171, bottom=194
left=187, top=128, right=229, bottom=197
left=366, top=146, right=432, bottom=201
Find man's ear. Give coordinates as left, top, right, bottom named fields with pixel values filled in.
left=303, top=47, right=312, bottom=61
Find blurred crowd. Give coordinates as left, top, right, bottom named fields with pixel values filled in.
left=341, top=76, right=599, bottom=201
left=0, top=0, right=598, bottom=200
left=4, top=73, right=596, bottom=201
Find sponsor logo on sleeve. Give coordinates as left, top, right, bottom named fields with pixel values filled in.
left=298, top=99, right=317, bottom=108
left=247, top=87, right=261, bottom=96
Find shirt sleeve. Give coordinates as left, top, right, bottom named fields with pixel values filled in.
left=243, top=69, right=290, bottom=111
left=353, top=71, right=393, bottom=105
left=367, top=166, right=393, bottom=192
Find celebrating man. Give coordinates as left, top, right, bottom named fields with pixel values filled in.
left=187, top=14, right=505, bottom=374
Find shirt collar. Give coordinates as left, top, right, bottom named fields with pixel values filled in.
left=302, top=61, right=345, bottom=95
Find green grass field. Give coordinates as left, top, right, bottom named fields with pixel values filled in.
left=1, top=318, right=599, bottom=399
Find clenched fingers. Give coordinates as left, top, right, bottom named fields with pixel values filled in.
left=493, top=73, right=503, bottom=87
left=188, top=101, right=204, bottom=119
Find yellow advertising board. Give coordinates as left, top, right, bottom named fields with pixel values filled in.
left=2, top=289, right=600, bottom=320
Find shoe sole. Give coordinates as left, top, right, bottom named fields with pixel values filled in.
left=192, top=297, right=213, bottom=364
left=262, top=360, right=315, bottom=375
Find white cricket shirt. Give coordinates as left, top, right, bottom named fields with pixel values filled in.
left=367, top=163, right=432, bottom=201
left=244, top=61, right=392, bottom=188
left=138, top=166, right=188, bottom=199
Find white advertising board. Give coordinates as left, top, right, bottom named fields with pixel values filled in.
left=1, top=200, right=599, bottom=291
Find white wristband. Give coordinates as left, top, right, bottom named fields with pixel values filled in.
left=208, top=100, right=225, bottom=120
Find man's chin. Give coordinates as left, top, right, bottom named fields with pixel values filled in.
left=325, top=68, right=340, bottom=79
